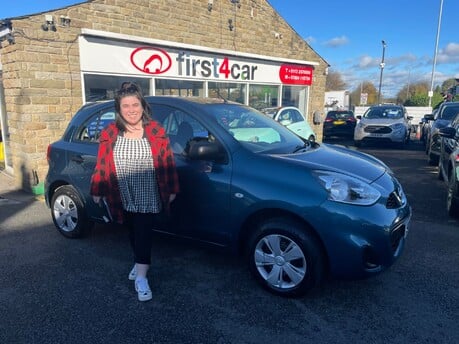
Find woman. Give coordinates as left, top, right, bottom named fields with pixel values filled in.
left=90, top=82, right=179, bottom=302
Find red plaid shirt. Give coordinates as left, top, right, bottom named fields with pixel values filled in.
left=90, top=121, right=179, bottom=224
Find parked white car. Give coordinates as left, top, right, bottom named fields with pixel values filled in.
left=262, top=106, right=316, bottom=142
left=354, top=104, right=413, bottom=148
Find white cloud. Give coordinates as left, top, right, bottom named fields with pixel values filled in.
left=437, top=43, right=459, bottom=64
left=323, top=36, right=349, bottom=48
left=357, top=55, right=378, bottom=69
left=304, top=36, right=315, bottom=44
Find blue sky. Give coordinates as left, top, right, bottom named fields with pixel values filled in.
left=2, top=0, right=458, bottom=97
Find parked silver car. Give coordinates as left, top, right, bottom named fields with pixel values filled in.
left=354, top=104, right=413, bottom=148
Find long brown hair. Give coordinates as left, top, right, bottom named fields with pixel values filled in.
left=114, top=82, right=152, bottom=131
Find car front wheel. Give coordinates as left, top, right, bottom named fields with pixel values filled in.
left=247, top=217, right=325, bottom=297
left=50, top=185, right=92, bottom=238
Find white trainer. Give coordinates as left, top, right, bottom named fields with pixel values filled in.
left=128, top=265, right=137, bottom=281
left=135, top=278, right=152, bottom=302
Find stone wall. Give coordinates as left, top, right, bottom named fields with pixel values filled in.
left=1, top=0, right=328, bottom=189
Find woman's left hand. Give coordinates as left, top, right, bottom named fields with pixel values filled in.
left=169, top=194, right=176, bottom=203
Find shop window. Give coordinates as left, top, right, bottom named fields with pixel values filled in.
left=83, top=74, right=150, bottom=102
left=155, top=79, right=204, bottom=97
left=249, top=84, right=279, bottom=110
left=208, top=82, right=246, bottom=104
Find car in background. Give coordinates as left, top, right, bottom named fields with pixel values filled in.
left=45, top=96, right=411, bottom=297
left=354, top=104, right=413, bottom=148
left=419, top=110, right=437, bottom=146
left=424, top=101, right=459, bottom=165
left=323, top=110, right=356, bottom=139
left=437, top=113, right=459, bottom=217
left=261, top=106, right=316, bottom=142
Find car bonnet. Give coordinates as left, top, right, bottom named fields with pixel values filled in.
left=278, top=143, right=387, bottom=184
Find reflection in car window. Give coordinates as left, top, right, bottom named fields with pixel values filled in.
left=211, top=104, right=303, bottom=153
left=152, top=104, right=210, bottom=155
left=76, top=109, right=115, bottom=143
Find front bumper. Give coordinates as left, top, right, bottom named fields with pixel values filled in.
left=304, top=172, right=412, bottom=279
left=354, top=126, right=407, bottom=143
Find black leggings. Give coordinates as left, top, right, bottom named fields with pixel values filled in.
left=125, top=212, right=159, bottom=265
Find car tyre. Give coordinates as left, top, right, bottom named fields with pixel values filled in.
left=427, top=146, right=438, bottom=166
left=247, top=217, right=325, bottom=297
left=51, top=185, right=93, bottom=238
left=446, top=171, right=459, bottom=218
left=437, top=160, right=444, bottom=181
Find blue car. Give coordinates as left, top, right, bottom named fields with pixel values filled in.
left=45, top=96, right=411, bottom=297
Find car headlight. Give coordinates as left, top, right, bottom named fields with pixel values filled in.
left=391, top=123, right=405, bottom=132
left=313, top=170, right=381, bottom=205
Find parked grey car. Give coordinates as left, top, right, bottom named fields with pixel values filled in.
left=354, top=104, right=413, bottom=148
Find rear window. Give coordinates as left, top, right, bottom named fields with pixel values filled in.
left=326, top=111, right=354, bottom=120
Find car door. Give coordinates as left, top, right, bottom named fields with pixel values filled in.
left=441, top=116, right=459, bottom=176
left=67, top=106, right=116, bottom=219
left=152, top=104, right=234, bottom=246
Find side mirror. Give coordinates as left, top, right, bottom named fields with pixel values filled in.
left=186, top=139, right=227, bottom=163
left=424, top=114, right=434, bottom=121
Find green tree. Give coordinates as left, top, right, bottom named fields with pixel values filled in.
left=396, top=81, right=429, bottom=105
left=441, top=78, right=457, bottom=92
left=350, top=81, right=377, bottom=106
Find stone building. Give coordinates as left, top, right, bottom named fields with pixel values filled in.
left=0, top=0, right=328, bottom=192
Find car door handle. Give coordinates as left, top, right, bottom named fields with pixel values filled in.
left=70, top=155, right=85, bottom=164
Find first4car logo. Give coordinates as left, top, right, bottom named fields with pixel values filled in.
left=130, top=47, right=258, bottom=80
left=130, top=47, right=172, bottom=75
left=130, top=47, right=313, bottom=85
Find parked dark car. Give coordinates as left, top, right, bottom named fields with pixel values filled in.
left=438, top=113, right=459, bottom=217
left=354, top=104, right=413, bottom=148
left=419, top=110, right=437, bottom=146
left=322, top=110, right=356, bottom=139
left=45, top=96, right=411, bottom=297
left=425, top=101, right=459, bottom=165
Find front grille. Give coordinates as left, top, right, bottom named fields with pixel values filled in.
left=364, top=126, right=391, bottom=134
left=386, top=184, right=404, bottom=209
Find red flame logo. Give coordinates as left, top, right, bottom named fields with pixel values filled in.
left=130, top=47, right=172, bottom=75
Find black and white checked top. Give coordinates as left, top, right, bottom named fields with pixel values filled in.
left=113, top=135, right=162, bottom=213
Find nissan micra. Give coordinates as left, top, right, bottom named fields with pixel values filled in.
left=45, top=96, right=411, bottom=297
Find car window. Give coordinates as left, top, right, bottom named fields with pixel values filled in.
left=441, top=105, right=459, bottom=121
left=364, top=107, right=402, bottom=119
left=75, top=108, right=115, bottom=143
left=152, top=104, right=209, bottom=155
left=290, top=109, right=303, bottom=123
left=327, top=111, right=354, bottom=120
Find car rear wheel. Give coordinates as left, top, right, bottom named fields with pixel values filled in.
left=427, top=145, right=438, bottom=166
left=446, top=172, right=459, bottom=218
left=51, top=185, right=92, bottom=238
left=247, top=217, right=325, bottom=297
